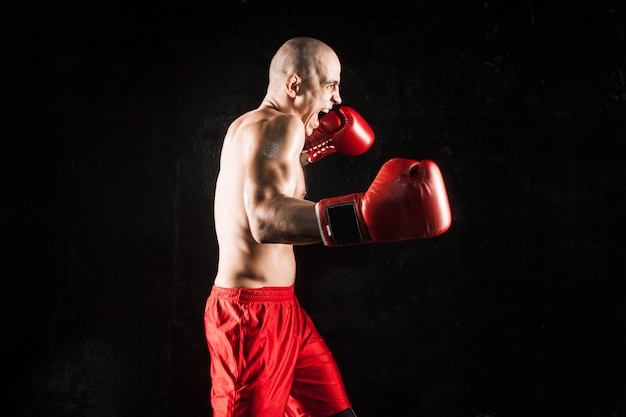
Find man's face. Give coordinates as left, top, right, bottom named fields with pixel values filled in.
left=301, top=53, right=342, bottom=136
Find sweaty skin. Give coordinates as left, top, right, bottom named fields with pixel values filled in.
left=213, top=38, right=342, bottom=288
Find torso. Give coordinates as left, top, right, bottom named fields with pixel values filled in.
left=213, top=108, right=306, bottom=288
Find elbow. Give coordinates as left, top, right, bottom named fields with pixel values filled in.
left=245, top=197, right=295, bottom=244
left=250, top=226, right=270, bottom=244
left=248, top=215, right=276, bottom=244
left=245, top=200, right=272, bottom=244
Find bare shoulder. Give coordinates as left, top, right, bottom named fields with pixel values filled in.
left=245, top=110, right=305, bottom=159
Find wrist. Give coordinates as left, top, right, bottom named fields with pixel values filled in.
left=315, top=193, right=370, bottom=246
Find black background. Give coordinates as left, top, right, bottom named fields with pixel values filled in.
left=5, top=0, right=626, bottom=416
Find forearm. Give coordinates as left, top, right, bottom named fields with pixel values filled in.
left=248, top=196, right=321, bottom=244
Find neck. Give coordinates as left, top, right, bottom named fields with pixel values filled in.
left=260, top=97, right=280, bottom=111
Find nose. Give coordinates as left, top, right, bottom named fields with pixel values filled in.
left=332, top=86, right=342, bottom=105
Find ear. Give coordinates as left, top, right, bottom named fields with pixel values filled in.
left=285, top=74, right=300, bottom=99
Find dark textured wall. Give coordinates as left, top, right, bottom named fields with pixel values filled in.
left=6, top=1, right=625, bottom=416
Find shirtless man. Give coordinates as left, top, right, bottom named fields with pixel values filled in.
left=205, top=37, right=452, bottom=417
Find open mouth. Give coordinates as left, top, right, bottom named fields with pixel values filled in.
left=318, top=108, right=332, bottom=122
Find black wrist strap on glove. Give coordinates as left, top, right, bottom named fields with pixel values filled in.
left=324, top=202, right=363, bottom=246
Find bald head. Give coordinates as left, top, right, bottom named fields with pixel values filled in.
left=267, top=37, right=340, bottom=92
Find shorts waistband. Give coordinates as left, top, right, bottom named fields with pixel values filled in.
left=210, top=285, right=295, bottom=302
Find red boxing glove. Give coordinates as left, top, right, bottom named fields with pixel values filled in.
left=304, top=106, right=375, bottom=163
left=315, top=158, right=452, bottom=246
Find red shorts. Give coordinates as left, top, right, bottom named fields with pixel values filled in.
left=204, top=285, right=351, bottom=417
